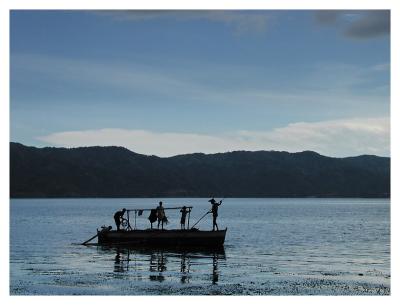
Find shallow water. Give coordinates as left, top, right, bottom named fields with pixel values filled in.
left=10, top=198, right=390, bottom=295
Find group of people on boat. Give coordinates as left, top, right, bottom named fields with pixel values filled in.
left=113, top=197, right=222, bottom=231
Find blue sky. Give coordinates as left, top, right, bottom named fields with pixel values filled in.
left=10, top=10, right=390, bottom=157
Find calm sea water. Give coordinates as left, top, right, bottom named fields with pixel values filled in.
left=10, top=198, right=390, bottom=295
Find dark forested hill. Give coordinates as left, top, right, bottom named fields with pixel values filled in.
left=10, top=142, right=390, bottom=198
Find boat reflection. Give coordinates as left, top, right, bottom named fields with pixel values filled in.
left=98, top=245, right=226, bottom=284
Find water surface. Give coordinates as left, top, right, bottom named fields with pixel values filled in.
left=10, top=198, right=390, bottom=295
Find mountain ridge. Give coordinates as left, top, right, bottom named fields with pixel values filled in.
left=10, top=142, right=390, bottom=198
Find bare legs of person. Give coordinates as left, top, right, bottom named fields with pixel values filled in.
left=212, top=216, right=219, bottom=231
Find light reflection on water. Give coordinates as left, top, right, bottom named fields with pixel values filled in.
left=10, top=198, right=390, bottom=295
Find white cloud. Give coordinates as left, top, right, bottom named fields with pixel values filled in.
left=371, top=63, right=390, bottom=72
left=95, top=10, right=270, bottom=34
left=37, top=117, right=389, bottom=158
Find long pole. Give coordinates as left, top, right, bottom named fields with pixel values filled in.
left=81, top=233, right=98, bottom=245
left=187, top=209, right=191, bottom=230
left=134, top=210, right=137, bottom=230
left=190, top=210, right=211, bottom=229
left=126, top=206, right=193, bottom=212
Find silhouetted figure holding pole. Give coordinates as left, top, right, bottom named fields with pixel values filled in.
left=180, top=206, right=188, bottom=230
left=114, top=208, right=126, bottom=231
left=209, top=198, right=222, bottom=231
left=156, top=201, right=167, bottom=230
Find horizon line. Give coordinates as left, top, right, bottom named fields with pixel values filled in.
left=10, top=141, right=390, bottom=159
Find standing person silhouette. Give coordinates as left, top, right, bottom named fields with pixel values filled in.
left=208, top=198, right=222, bottom=231
left=180, top=206, right=188, bottom=230
left=156, top=201, right=166, bottom=230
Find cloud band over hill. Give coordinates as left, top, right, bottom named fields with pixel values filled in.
left=37, top=117, right=389, bottom=158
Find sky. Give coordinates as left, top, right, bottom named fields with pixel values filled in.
left=10, top=10, right=390, bottom=157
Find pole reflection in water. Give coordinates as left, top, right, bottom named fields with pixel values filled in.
left=180, top=253, right=190, bottom=284
left=98, top=245, right=226, bottom=285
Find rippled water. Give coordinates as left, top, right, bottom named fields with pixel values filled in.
left=10, top=198, right=390, bottom=295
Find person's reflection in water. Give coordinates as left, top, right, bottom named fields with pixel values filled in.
left=212, top=252, right=219, bottom=285
left=149, top=253, right=157, bottom=272
left=149, top=251, right=166, bottom=282
left=180, top=252, right=190, bottom=284
left=114, top=248, right=129, bottom=273
left=158, top=251, right=167, bottom=272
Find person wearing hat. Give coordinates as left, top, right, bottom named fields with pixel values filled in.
left=180, top=206, right=189, bottom=230
left=113, top=208, right=126, bottom=231
left=208, top=197, right=222, bottom=231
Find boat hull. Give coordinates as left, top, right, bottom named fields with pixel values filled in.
left=98, top=228, right=227, bottom=247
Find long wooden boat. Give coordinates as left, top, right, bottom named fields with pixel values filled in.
left=90, top=204, right=227, bottom=248
left=97, top=228, right=227, bottom=247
